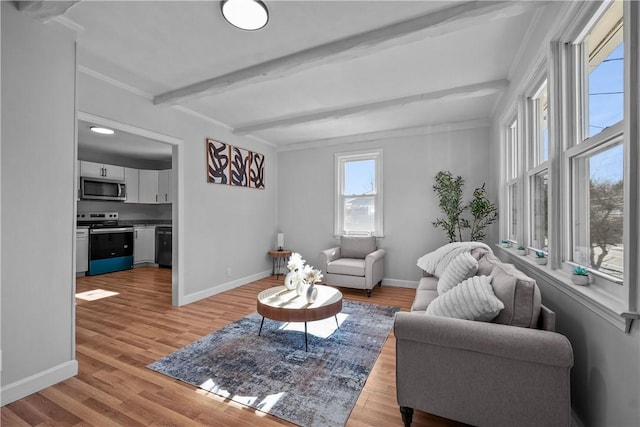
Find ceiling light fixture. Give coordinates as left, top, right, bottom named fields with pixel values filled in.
left=90, top=126, right=115, bottom=135
left=221, top=0, right=269, bottom=31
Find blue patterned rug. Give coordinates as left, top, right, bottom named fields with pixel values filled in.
left=148, top=300, right=399, bottom=426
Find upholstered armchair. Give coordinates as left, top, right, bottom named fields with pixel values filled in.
left=319, top=236, right=385, bottom=297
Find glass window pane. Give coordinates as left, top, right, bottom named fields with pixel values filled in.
left=344, top=196, right=375, bottom=232
left=532, top=172, right=548, bottom=250
left=344, top=160, right=375, bottom=195
left=508, top=122, right=518, bottom=179
left=572, top=143, right=624, bottom=279
left=508, top=183, right=518, bottom=241
left=585, top=1, right=623, bottom=138
left=537, top=84, right=549, bottom=163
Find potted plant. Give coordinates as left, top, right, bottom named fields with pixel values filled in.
left=500, top=240, right=511, bottom=248
left=535, top=251, right=547, bottom=265
left=572, top=266, right=589, bottom=285
left=517, top=245, right=526, bottom=255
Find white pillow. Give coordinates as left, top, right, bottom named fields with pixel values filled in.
left=437, top=252, right=478, bottom=295
left=426, top=275, right=504, bottom=322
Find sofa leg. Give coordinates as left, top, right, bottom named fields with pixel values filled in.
left=399, top=406, right=413, bottom=427
left=366, top=289, right=372, bottom=297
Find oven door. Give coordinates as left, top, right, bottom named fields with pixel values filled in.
left=88, top=227, right=134, bottom=275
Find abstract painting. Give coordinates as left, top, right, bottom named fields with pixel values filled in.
left=206, top=138, right=265, bottom=189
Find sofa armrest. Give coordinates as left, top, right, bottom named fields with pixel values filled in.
left=365, top=248, right=385, bottom=288
left=394, top=312, right=573, bottom=367
left=319, top=246, right=341, bottom=272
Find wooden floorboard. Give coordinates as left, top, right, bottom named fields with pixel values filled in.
left=1, top=266, right=466, bottom=426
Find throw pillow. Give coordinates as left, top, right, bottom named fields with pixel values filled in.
left=426, top=275, right=504, bottom=322
left=490, top=263, right=541, bottom=328
left=437, top=252, right=478, bottom=295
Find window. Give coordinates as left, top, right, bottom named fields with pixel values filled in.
left=569, top=0, right=624, bottom=282
left=506, top=120, right=519, bottom=241
left=583, top=1, right=624, bottom=138
left=335, top=150, right=383, bottom=236
left=528, top=81, right=549, bottom=251
left=571, top=139, right=624, bottom=280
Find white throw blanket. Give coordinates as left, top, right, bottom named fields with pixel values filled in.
left=417, top=242, right=492, bottom=278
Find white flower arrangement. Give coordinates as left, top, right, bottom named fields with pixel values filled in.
left=284, top=252, right=323, bottom=294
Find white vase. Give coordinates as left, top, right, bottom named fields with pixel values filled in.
left=296, top=280, right=307, bottom=296
left=572, top=275, right=589, bottom=286
left=517, top=249, right=526, bottom=256
left=306, top=283, right=318, bottom=303
left=284, top=270, right=298, bottom=290
left=535, top=257, right=547, bottom=265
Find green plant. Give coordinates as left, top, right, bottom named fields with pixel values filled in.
left=536, top=251, right=546, bottom=258
left=432, top=171, right=466, bottom=242
left=432, top=171, right=498, bottom=242
left=467, top=184, right=498, bottom=241
left=518, top=245, right=526, bottom=250
left=573, top=266, right=589, bottom=276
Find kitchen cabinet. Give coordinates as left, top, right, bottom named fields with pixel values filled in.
left=139, top=169, right=172, bottom=204
left=124, top=167, right=139, bottom=203
left=139, top=169, right=159, bottom=203
left=134, top=226, right=155, bottom=264
left=158, top=169, right=172, bottom=203
left=80, top=161, right=125, bottom=180
left=76, top=228, right=89, bottom=274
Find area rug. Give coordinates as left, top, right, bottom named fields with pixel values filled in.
left=148, top=300, right=399, bottom=426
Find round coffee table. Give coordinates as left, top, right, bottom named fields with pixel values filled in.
left=256, top=285, right=343, bottom=351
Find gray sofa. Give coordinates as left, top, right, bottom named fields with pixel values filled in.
left=395, top=250, right=574, bottom=427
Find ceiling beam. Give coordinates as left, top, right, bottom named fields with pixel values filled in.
left=14, top=1, right=81, bottom=22
left=153, top=1, right=546, bottom=106
left=233, top=79, right=508, bottom=135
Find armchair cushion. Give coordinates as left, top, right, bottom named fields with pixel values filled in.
left=340, top=236, right=376, bottom=259
left=437, top=251, right=478, bottom=294
left=326, top=258, right=365, bottom=276
left=427, top=275, right=504, bottom=321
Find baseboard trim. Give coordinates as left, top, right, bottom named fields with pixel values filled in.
left=181, top=270, right=272, bottom=305
left=382, top=278, right=419, bottom=289
left=1, top=359, right=78, bottom=406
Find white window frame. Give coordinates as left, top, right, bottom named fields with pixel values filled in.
left=334, top=149, right=383, bottom=237
left=505, top=119, right=520, bottom=243
left=496, top=0, right=640, bottom=332
left=527, top=79, right=550, bottom=253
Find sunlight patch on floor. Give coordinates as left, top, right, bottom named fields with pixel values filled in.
left=198, top=379, right=285, bottom=415
left=278, top=312, right=349, bottom=338
left=75, top=289, right=119, bottom=301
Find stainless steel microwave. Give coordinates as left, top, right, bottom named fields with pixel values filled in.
left=80, top=177, right=126, bottom=201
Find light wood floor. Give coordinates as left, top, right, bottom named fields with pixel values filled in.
left=1, top=267, right=466, bottom=426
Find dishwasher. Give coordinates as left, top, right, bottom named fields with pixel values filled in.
left=155, top=226, right=172, bottom=268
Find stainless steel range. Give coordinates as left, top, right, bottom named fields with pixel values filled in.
left=77, top=212, right=133, bottom=276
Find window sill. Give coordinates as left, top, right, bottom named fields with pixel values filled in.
left=494, top=245, right=637, bottom=333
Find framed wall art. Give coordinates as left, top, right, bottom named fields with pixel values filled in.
left=206, top=138, right=265, bottom=189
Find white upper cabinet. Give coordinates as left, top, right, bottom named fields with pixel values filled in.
left=139, top=169, right=159, bottom=203
left=80, top=161, right=125, bottom=181
left=124, top=167, right=139, bottom=203
left=158, top=169, right=172, bottom=203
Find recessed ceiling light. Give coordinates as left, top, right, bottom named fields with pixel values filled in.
left=221, top=0, right=269, bottom=31
left=90, top=126, right=115, bottom=135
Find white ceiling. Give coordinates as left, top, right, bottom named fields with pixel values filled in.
left=31, top=1, right=549, bottom=157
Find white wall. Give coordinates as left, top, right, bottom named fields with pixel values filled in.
left=278, top=127, right=495, bottom=286
left=1, top=3, right=78, bottom=404
left=77, top=72, right=278, bottom=303
left=489, top=2, right=640, bottom=425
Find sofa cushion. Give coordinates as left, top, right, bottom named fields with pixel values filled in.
left=490, top=263, right=541, bottom=328
left=477, top=252, right=500, bottom=276
left=426, top=275, right=504, bottom=321
left=411, top=277, right=438, bottom=311
left=326, top=258, right=365, bottom=276
left=437, top=252, right=478, bottom=295
left=340, top=236, right=376, bottom=259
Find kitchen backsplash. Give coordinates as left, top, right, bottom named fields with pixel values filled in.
left=78, top=200, right=171, bottom=221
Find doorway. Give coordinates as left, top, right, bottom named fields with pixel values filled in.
left=76, top=111, right=184, bottom=305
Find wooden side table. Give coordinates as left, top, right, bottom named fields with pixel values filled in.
left=268, top=250, right=291, bottom=278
